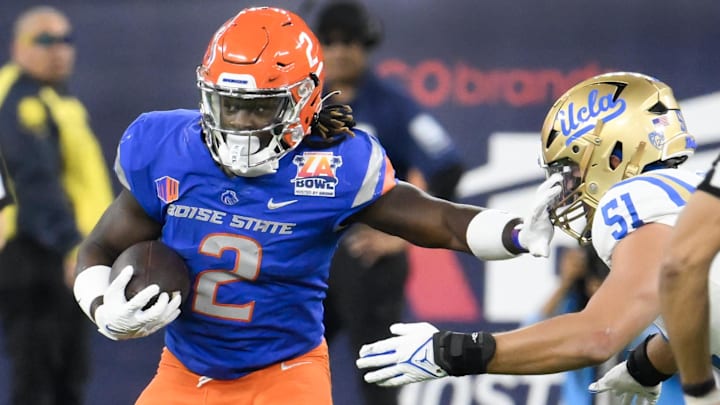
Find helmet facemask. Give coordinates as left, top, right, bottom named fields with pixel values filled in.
left=542, top=158, right=593, bottom=244
left=199, top=73, right=317, bottom=177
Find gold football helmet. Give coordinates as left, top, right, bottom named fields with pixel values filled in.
left=540, top=72, right=695, bottom=243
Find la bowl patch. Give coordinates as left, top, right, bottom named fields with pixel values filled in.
left=291, top=152, right=343, bottom=197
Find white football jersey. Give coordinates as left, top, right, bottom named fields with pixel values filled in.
left=591, top=168, right=702, bottom=264
left=590, top=167, right=720, bottom=355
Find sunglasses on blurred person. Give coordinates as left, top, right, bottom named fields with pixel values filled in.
left=319, top=35, right=363, bottom=47
left=21, top=32, right=74, bottom=47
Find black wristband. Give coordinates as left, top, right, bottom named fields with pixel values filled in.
left=683, top=378, right=717, bottom=397
left=432, top=331, right=496, bottom=376
left=626, top=334, right=673, bottom=386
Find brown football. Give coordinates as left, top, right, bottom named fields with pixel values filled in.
left=110, top=241, right=190, bottom=309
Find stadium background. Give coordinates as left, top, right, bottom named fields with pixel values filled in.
left=0, top=0, right=719, bottom=404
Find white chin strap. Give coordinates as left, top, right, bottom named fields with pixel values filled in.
left=218, top=135, right=279, bottom=177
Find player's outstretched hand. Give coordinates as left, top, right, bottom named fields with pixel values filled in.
left=94, top=266, right=182, bottom=340
left=589, top=360, right=660, bottom=405
left=518, top=173, right=562, bottom=257
left=356, top=322, right=448, bottom=387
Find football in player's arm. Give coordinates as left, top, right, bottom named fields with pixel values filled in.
left=71, top=7, right=560, bottom=405
left=356, top=72, right=713, bottom=405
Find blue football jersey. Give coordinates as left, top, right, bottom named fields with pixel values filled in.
left=115, top=109, right=397, bottom=379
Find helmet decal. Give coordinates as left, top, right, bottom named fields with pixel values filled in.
left=558, top=88, right=627, bottom=145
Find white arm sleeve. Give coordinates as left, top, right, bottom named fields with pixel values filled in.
left=73, top=265, right=111, bottom=322
left=465, top=209, right=521, bottom=260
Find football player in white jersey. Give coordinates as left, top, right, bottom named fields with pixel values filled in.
left=356, top=72, right=704, bottom=404
left=590, top=155, right=720, bottom=405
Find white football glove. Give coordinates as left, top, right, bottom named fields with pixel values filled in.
left=356, top=322, right=448, bottom=387
left=94, top=266, right=182, bottom=341
left=589, top=360, right=661, bottom=405
left=517, top=173, right=563, bottom=257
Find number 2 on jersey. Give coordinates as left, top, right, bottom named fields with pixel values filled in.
left=193, top=233, right=261, bottom=321
left=601, top=192, right=643, bottom=240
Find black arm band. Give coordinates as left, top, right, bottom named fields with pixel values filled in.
left=626, top=334, right=673, bottom=386
left=432, top=331, right=496, bottom=376
left=683, top=378, right=717, bottom=397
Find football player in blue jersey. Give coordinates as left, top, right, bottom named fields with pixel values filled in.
left=71, top=7, right=560, bottom=405
left=357, top=72, right=705, bottom=405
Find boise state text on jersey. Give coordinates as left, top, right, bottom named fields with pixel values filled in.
left=115, top=109, right=397, bottom=379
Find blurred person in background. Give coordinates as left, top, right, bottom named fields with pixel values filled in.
left=0, top=149, right=15, bottom=250
left=315, top=2, right=465, bottom=404
left=356, top=72, right=699, bottom=405
left=0, top=6, right=113, bottom=405
left=526, top=245, right=683, bottom=405
left=522, top=245, right=608, bottom=404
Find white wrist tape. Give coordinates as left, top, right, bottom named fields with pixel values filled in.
left=73, top=265, right=111, bottom=322
left=466, top=210, right=520, bottom=260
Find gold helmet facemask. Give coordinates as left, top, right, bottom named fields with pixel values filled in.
left=540, top=72, right=695, bottom=244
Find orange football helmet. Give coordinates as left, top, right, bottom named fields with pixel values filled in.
left=197, top=7, right=325, bottom=176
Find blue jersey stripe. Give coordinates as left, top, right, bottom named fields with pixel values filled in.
left=614, top=176, right=687, bottom=207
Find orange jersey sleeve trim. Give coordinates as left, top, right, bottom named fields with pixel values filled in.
left=381, top=156, right=397, bottom=195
